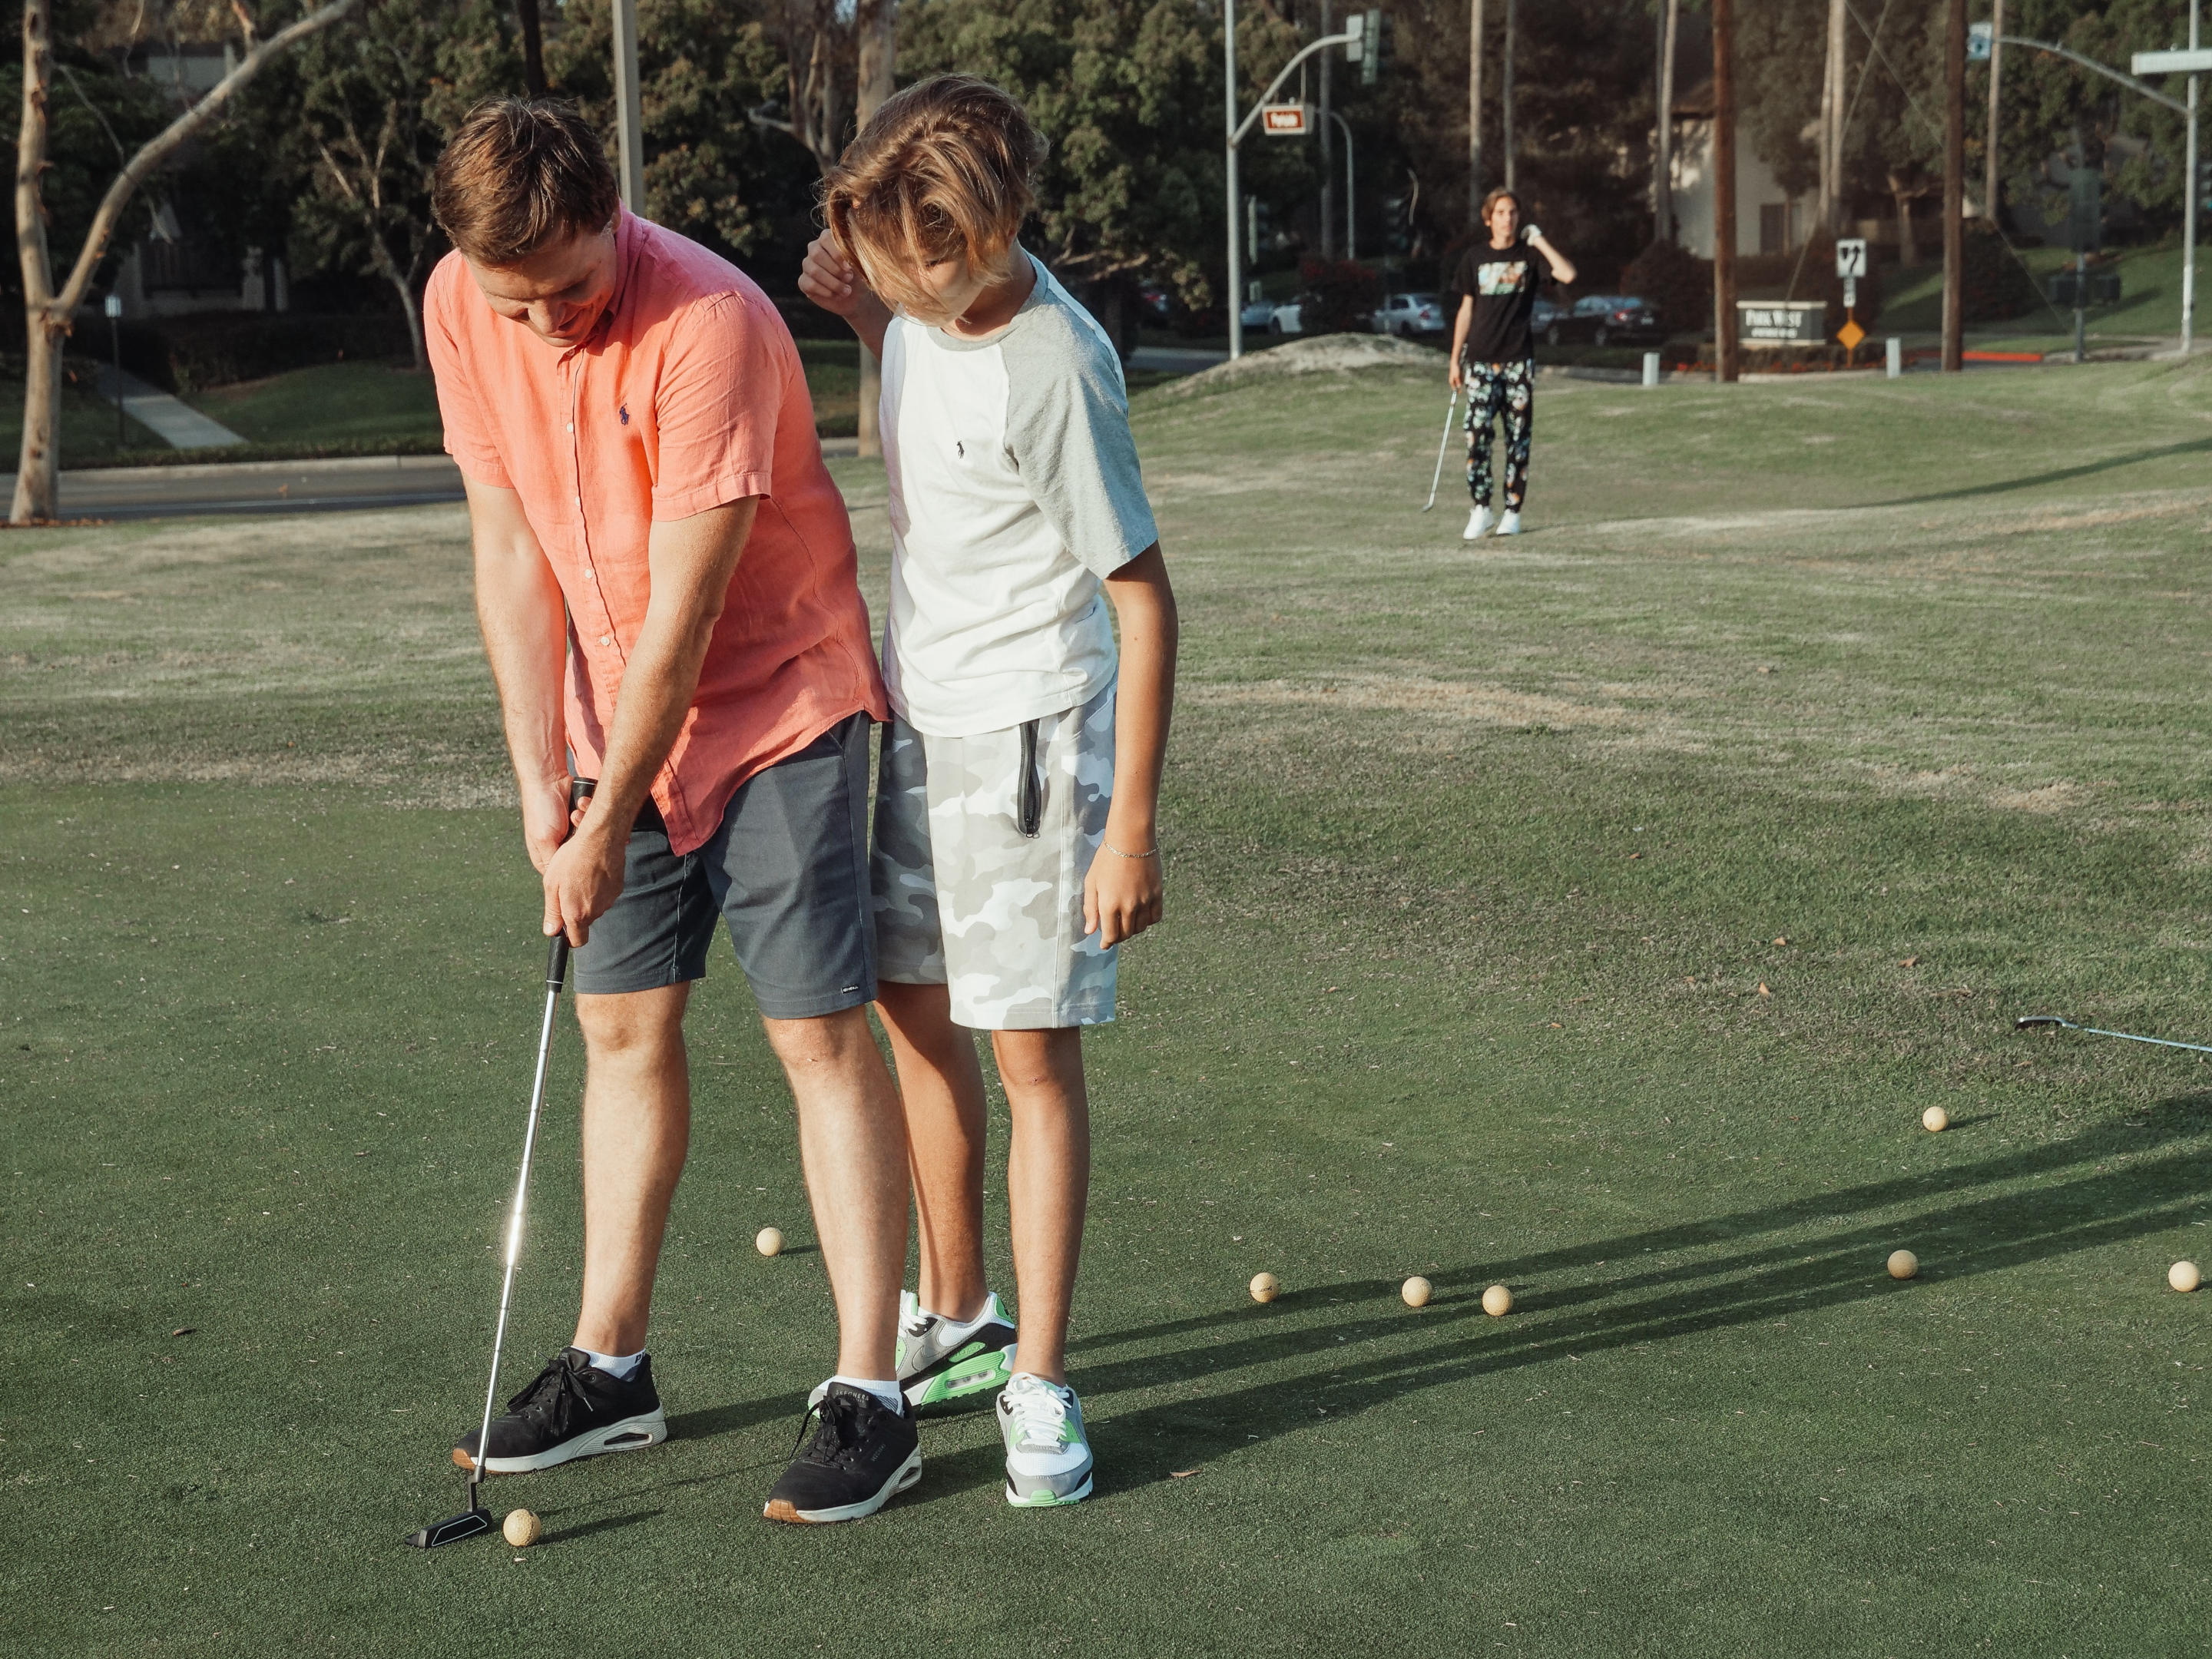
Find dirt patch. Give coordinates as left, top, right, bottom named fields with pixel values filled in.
left=1156, top=334, right=1445, bottom=399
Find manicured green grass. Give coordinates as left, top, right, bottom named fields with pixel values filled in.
left=1880, top=241, right=2209, bottom=348
left=0, top=355, right=172, bottom=468
left=7, top=358, right=2212, bottom=1654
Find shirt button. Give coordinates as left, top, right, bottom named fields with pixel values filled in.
left=566, top=424, right=573, bottom=433
left=601, top=634, right=612, bottom=646
left=583, top=568, right=594, bottom=579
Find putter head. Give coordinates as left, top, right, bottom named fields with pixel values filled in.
left=405, top=1503, right=493, bottom=1548
left=2015, top=1015, right=2071, bottom=1030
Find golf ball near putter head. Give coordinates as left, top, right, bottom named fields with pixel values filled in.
left=755, top=1227, right=783, bottom=1257
left=1482, top=1283, right=1514, bottom=1316
left=1922, top=1106, right=1949, bottom=1133
left=1401, top=1276, right=1432, bottom=1308
left=1250, top=1271, right=1280, bottom=1303
left=502, top=1508, right=541, bottom=1548
left=1887, top=1249, right=1919, bottom=1280
left=2171, top=1260, right=2202, bottom=1293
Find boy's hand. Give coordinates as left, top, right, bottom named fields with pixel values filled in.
left=1084, top=837, right=1163, bottom=949
left=800, top=231, right=871, bottom=319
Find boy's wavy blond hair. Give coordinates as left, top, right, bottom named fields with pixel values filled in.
left=823, top=75, right=1048, bottom=316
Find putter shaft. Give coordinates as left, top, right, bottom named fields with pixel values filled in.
left=2015, top=1015, right=2212, bottom=1056
left=1422, top=386, right=1460, bottom=512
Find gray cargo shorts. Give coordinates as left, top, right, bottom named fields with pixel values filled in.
left=571, top=711, right=876, bottom=1019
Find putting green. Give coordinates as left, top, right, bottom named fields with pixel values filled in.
left=5, top=355, right=2210, bottom=1654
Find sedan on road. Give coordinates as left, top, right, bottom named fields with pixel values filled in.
left=1542, top=294, right=1666, bottom=347
left=1371, top=292, right=1448, bottom=336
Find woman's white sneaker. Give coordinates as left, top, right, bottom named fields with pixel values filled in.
left=1462, top=504, right=1497, bottom=541
left=1495, top=509, right=1523, bottom=535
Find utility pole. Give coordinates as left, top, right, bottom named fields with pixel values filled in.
left=1468, top=0, right=1485, bottom=221
left=611, top=0, right=643, bottom=210
left=517, top=0, right=546, bottom=99
left=1714, top=0, right=1739, bottom=381
left=1320, top=0, right=1333, bottom=260
left=1984, top=0, right=2003, bottom=225
left=1820, top=0, right=1846, bottom=236
left=1654, top=0, right=1677, bottom=243
left=1502, top=0, right=1516, bottom=191
left=1227, top=0, right=1243, bottom=357
left=1942, top=0, right=1965, bottom=372
left=2188, top=0, right=2200, bottom=354
left=856, top=0, right=894, bottom=456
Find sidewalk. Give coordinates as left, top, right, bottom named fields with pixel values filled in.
left=92, top=365, right=247, bottom=449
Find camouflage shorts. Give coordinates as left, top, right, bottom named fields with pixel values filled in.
left=872, top=684, right=1117, bottom=1030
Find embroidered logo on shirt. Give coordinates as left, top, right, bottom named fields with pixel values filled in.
left=955, top=439, right=964, bottom=457
left=619, top=403, right=630, bottom=425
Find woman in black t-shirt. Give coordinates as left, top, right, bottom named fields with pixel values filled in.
left=1445, top=187, right=1577, bottom=539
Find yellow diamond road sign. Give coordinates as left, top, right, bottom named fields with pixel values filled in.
left=1837, top=318, right=1866, bottom=351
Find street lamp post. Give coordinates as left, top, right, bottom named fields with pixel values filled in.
left=1327, top=109, right=1356, bottom=260
left=1225, top=17, right=1363, bottom=359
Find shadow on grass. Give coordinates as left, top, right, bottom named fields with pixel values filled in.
left=545, top=1508, right=660, bottom=1544
left=1072, top=1095, right=2212, bottom=1492
left=1875, top=434, right=2212, bottom=505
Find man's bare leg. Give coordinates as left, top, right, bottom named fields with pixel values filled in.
left=763, top=1005, right=909, bottom=1381
left=991, top=1028, right=1089, bottom=1385
left=573, top=984, right=694, bottom=1356
left=874, top=981, right=990, bottom=1323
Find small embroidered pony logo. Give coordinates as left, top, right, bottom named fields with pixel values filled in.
left=619, top=404, right=630, bottom=426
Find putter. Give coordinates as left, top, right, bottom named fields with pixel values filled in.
left=1422, top=386, right=1461, bottom=512
left=406, top=786, right=588, bottom=1548
left=2015, top=1014, right=2212, bottom=1057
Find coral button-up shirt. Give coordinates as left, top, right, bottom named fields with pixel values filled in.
left=426, top=210, right=887, bottom=856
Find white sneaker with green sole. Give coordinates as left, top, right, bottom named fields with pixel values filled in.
left=997, top=1372, right=1093, bottom=1506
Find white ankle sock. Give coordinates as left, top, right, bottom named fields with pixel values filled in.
left=581, top=1347, right=644, bottom=1381
left=920, top=1294, right=1000, bottom=1335
left=830, top=1375, right=904, bottom=1412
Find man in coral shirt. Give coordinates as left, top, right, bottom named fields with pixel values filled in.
left=426, top=101, right=919, bottom=1524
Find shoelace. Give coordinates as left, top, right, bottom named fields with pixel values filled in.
left=790, top=1391, right=873, bottom=1469
left=1002, top=1379, right=1069, bottom=1449
left=505, top=1354, right=598, bottom=1437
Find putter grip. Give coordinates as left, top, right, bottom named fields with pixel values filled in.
left=547, top=932, right=570, bottom=991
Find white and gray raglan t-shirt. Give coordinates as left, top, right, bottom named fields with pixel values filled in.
left=877, top=253, right=1160, bottom=737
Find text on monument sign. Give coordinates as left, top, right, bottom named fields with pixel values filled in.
left=1737, top=301, right=1825, bottom=345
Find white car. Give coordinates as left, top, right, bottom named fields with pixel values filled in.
left=1267, top=299, right=1304, bottom=335
left=1372, top=292, right=1446, bottom=336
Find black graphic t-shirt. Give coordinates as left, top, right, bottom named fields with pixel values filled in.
left=1449, top=242, right=1540, bottom=363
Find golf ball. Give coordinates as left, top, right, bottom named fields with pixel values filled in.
left=1887, top=1249, right=1919, bottom=1280
left=1250, top=1271, right=1280, bottom=1303
left=2171, top=1260, right=2201, bottom=1293
left=1922, top=1106, right=1949, bottom=1133
left=502, top=1508, right=541, bottom=1548
left=1401, top=1276, right=1432, bottom=1309
left=1482, top=1283, right=1514, bottom=1317
left=755, top=1227, right=783, bottom=1257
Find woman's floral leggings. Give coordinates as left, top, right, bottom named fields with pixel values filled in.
left=1464, top=356, right=1535, bottom=509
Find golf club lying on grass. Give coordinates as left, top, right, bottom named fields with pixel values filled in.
left=2015, top=1014, right=2212, bottom=1057
left=406, top=790, right=588, bottom=1548
left=1422, top=386, right=1460, bottom=512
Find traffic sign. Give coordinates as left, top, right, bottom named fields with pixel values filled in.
left=1969, top=22, right=1992, bottom=62
left=1260, top=104, right=1308, bottom=137
left=2133, top=48, right=2212, bottom=75
left=1834, top=238, right=1867, bottom=279
left=1837, top=318, right=1866, bottom=351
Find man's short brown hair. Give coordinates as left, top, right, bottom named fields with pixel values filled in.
left=432, top=99, right=621, bottom=266
left=1479, top=187, right=1522, bottom=227
left=822, top=75, right=1048, bottom=315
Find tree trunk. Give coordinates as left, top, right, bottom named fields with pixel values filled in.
left=386, top=260, right=427, bottom=372
left=1501, top=0, right=1515, bottom=191
left=1654, top=0, right=1677, bottom=243
left=1984, top=0, right=2003, bottom=227
left=1893, top=182, right=1917, bottom=268
left=517, top=0, right=546, bottom=100
left=12, top=0, right=358, bottom=523
left=1941, top=0, right=1965, bottom=373
left=1713, top=0, right=1737, bottom=382
left=854, top=0, right=893, bottom=460
left=14, top=0, right=58, bottom=523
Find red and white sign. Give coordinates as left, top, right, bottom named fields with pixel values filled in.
left=1260, top=103, right=1309, bottom=136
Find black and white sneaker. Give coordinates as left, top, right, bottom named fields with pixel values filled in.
left=761, top=1382, right=922, bottom=1524
left=451, top=1348, right=667, bottom=1475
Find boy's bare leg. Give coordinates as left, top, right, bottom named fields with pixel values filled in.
left=991, top=1027, right=1090, bottom=1385
left=763, top=1005, right=910, bottom=1381
left=573, top=985, right=694, bottom=1356
left=875, top=981, right=992, bottom=1323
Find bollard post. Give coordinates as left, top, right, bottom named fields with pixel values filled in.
left=1886, top=337, right=1902, bottom=379
left=1642, top=351, right=1661, bottom=387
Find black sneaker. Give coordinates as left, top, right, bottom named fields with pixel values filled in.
left=762, top=1382, right=922, bottom=1523
left=451, top=1348, right=667, bottom=1475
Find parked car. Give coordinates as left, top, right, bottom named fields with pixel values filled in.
left=1240, top=296, right=1280, bottom=332
left=1371, top=292, right=1448, bottom=336
left=1134, top=279, right=1174, bottom=322
left=1267, top=295, right=1314, bottom=335
left=1542, top=294, right=1666, bottom=347
left=1532, top=297, right=1562, bottom=334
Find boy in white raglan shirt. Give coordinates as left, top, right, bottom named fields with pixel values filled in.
left=800, top=73, right=1179, bottom=1506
